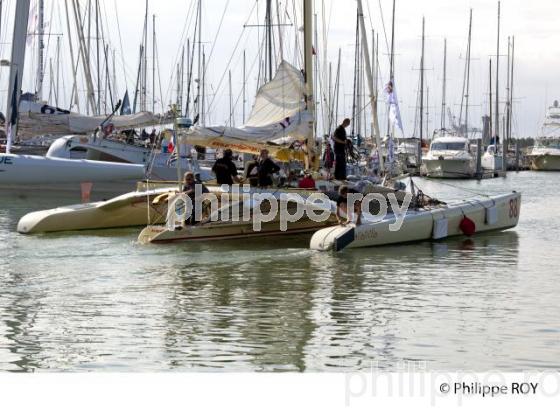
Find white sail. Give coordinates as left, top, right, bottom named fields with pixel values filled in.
left=178, top=61, right=312, bottom=157
left=16, top=101, right=163, bottom=138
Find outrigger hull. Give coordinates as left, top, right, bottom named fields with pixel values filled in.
left=17, top=189, right=174, bottom=233
left=310, top=192, right=521, bottom=251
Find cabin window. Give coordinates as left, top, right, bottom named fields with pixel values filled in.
left=431, top=142, right=466, bottom=151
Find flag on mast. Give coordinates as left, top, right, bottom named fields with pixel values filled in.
left=120, top=90, right=131, bottom=115
left=385, top=80, right=404, bottom=133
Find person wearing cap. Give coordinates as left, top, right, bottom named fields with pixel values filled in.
left=256, top=149, right=280, bottom=187
left=212, top=149, right=240, bottom=185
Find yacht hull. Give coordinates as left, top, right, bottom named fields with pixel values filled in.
left=423, top=158, right=475, bottom=178
left=310, top=192, right=521, bottom=251
left=529, top=154, right=560, bottom=171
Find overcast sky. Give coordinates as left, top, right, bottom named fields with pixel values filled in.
left=0, top=0, right=559, bottom=138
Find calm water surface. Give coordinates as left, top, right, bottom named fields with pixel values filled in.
left=0, top=171, right=558, bottom=372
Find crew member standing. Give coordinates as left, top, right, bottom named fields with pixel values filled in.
left=256, top=149, right=280, bottom=187
left=212, top=149, right=241, bottom=185
left=333, top=118, right=351, bottom=180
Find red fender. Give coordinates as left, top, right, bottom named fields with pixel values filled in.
left=459, top=216, right=476, bottom=236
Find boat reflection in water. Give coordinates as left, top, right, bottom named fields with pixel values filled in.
left=155, top=231, right=519, bottom=371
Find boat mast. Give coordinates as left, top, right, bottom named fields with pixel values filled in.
left=419, top=17, right=425, bottom=144
left=266, top=0, right=272, bottom=82
left=185, top=40, right=190, bottom=118
left=103, top=44, right=114, bottom=111
left=489, top=58, right=493, bottom=145
left=351, top=11, right=358, bottom=137
left=133, top=45, right=143, bottom=113
left=242, top=49, right=246, bottom=123
left=494, top=1, right=500, bottom=144
left=178, top=46, right=184, bottom=114
left=56, top=36, right=61, bottom=106
left=202, top=48, right=206, bottom=126
left=465, top=9, right=472, bottom=138
left=96, top=0, right=101, bottom=113
left=386, top=0, right=396, bottom=136
left=371, top=29, right=375, bottom=141
left=197, top=0, right=202, bottom=121
left=357, top=0, right=383, bottom=170
left=334, top=47, right=341, bottom=130
left=505, top=35, right=511, bottom=153
left=5, top=0, right=31, bottom=152
left=71, top=0, right=97, bottom=115
left=64, top=0, right=80, bottom=112
left=425, top=87, right=429, bottom=140
left=314, top=12, right=320, bottom=136
left=509, top=36, right=515, bottom=143
left=228, top=69, right=233, bottom=126
left=441, top=38, right=447, bottom=130
left=152, top=14, right=156, bottom=113
left=141, top=0, right=148, bottom=112
left=303, top=0, right=316, bottom=170
left=36, top=0, right=45, bottom=101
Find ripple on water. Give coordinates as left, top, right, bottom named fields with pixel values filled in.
left=1, top=172, right=559, bottom=371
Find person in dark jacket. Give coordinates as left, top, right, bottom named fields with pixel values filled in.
left=256, top=149, right=280, bottom=187
left=332, top=118, right=351, bottom=180
left=212, top=149, right=241, bottom=185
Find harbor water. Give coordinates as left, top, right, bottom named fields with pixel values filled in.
left=0, top=171, right=558, bottom=372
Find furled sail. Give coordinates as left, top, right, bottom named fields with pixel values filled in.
left=16, top=100, right=163, bottom=138
left=178, top=61, right=312, bottom=160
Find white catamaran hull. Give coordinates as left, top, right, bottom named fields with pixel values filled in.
left=16, top=188, right=174, bottom=234
left=310, top=192, right=521, bottom=251
left=423, top=158, right=475, bottom=178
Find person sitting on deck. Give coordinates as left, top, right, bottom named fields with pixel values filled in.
left=298, top=171, right=316, bottom=189
left=182, top=171, right=209, bottom=224
left=336, top=185, right=362, bottom=226
left=212, top=149, right=241, bottom=185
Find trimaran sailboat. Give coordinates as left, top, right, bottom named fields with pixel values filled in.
left=18, top=0, right=521, bottom=252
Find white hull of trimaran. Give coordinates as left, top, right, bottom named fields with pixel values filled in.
left=16, top=188, right=175, bottom=234
left=310, top=192, right=521, bottom=251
